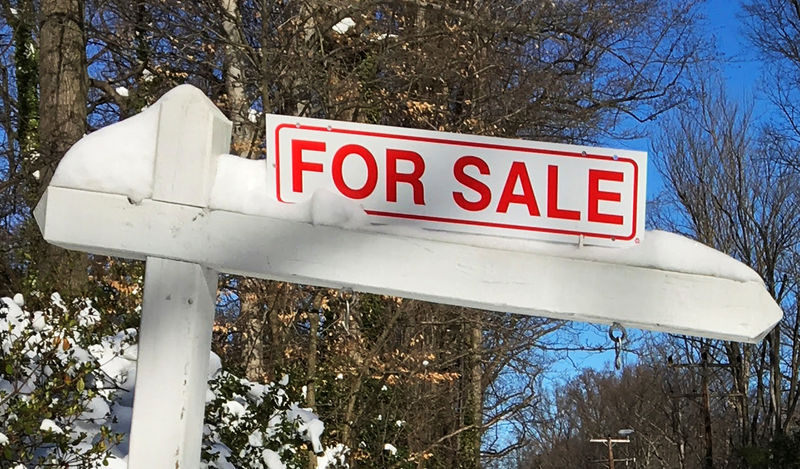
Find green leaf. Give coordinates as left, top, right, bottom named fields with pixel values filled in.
left=4, top=363, right=12, bottom=375
left=76, top=377, right=85, bottom=393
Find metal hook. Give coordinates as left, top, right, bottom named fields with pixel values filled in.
left=608, top=322, right=627, bottom=370
left=341, top=288, right=354, bottom=333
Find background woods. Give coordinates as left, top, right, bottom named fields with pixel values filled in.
left=3, top=0, right=800, bottom=468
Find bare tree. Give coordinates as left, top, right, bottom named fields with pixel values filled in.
left=652, top=79, right=800, bottom=463
left=742, top=0, right=800, bottom=166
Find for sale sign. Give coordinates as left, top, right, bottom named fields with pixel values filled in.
left=267, top=115, right=646, bottom=247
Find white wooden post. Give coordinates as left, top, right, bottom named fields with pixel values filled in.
left=127, top=88, right=231, bottom=468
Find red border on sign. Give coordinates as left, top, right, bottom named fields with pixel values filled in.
left=274, top=123, right=639, bottom=241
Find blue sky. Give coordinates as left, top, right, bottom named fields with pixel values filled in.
left=706, top=0, right=762, bottom=100
left=600, top=0, right=765, bottom=199
left=566, top=0, right=766, bottom=373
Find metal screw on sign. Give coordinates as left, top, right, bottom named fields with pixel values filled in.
left=608, top=322, right=627, bottom=370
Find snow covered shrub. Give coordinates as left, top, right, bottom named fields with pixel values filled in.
left=0, top=292, right=347, bottom=468
left=0, top=294, right=129, bottom=467
left=203, top=371, right=348, bottom=469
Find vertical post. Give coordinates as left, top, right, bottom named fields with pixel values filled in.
left=608, top=437, right=615, bottom=469
left=128, top=85, right=232, bottom=469
left=129, top=259, right=218, bottom=467
left=590, top=437, right=629, bottom=468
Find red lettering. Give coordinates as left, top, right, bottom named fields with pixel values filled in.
left=387, top=149, right=426, bottom=205
left=588, top=169, right=624, bottom=225
left=453, top=156, right=492, bottom=211
left=332, top=144, right=378, bottom=199
left=292, top=140, right=325, bottom=193
left=547, top=165, right=580, bottom=220
left=496, top=162, right=540, bottom=216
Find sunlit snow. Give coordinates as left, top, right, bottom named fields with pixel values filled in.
left=332, top=17, right=355, bottom=34
left=39, top=419, right=64, bottom=434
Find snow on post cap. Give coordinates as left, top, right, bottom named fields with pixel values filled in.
left=49, top=84, right=225, bottom=203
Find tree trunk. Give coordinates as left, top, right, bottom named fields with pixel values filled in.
left=459, top=311, right=483, bottom=469
left=220, top=0, right=256, bottom=157
left=36, top=0, right=88, bottom=297
left=725, top=342, right=751, bottom=446
left=14, top=0, right=38, bottom=162
left=307, top=308, right=319, bottom=469
left=701, top=345, right=714, bottom=469
left=220, top=0, right=268, bottom=381
left=242, top=279, right=267, bottom=382
left=769, top=326, right=782, bottom=436
left=6, top=0, right=39, bottom=295
left=39, top=0, right=86, bottom=192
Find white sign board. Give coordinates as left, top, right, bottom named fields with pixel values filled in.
left=268, top=115, right=647, bottom=246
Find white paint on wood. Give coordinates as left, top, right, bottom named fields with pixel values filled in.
left=35, top=185, right=781, bottom=343
left=122, top=86, right=229, bottom=469
left=152, top=85, right=231, bottom=207
left=127, top=257, right=218, bottom=468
